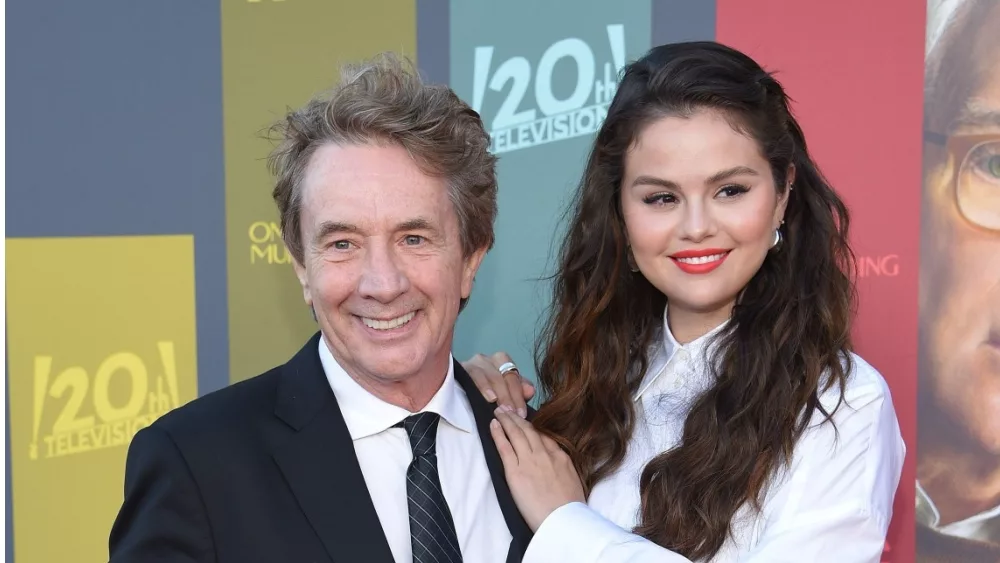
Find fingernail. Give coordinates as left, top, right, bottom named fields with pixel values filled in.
left=484, top=389, right=497, bottom=401
left=490, top=419, right=500, bottom=429
left=517, top=408, right=527, bottom=418
left=494, top=407, right=504, bottom=416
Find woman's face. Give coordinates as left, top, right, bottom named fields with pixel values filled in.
left=620, top=110, right=788, bottom=321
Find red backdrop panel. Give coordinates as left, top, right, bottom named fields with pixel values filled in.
left=716, top=1, right=924, bottom=561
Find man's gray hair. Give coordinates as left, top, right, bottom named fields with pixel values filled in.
left=268, top=53, right=498, bottom=264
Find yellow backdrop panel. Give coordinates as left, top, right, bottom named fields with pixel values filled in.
left=6, top=235, right=198, bottom=563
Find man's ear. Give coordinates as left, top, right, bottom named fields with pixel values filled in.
left=460, top=247, right=488, bottom=299
left=291, top=249, right=312, bottom=308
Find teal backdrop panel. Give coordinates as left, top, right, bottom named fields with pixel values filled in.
left=449, top=0, right=653, bottom=386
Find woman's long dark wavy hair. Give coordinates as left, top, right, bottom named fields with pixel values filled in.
left=532, top=41, right=855, bottom=560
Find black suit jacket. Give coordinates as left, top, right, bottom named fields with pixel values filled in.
left=916, top=522, right=1000, bottom=563
left=109, top=333, right=532, bottom=563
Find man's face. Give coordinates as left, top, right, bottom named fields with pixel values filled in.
left=919, top=3, right=1000, bottom=454
left=293, top=142, right=486, bottom=388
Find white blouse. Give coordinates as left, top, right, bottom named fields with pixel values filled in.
left=523, top=312, right=906, bottom=563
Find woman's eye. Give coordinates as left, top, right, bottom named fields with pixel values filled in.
left=718, top=184, right=750, bottom=198
left=642, top=193, right=677, bottom=205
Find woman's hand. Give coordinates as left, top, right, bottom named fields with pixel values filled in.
left=462, top=352, right=535, bottom=418
left=490, top=406, right=585, bottom=532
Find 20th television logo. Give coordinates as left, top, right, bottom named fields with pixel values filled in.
left=28, top=342, right=182, bottom=460
left=472, top=24, right=626, bottom=154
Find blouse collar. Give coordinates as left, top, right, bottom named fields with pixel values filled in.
left=633, top=305, right=728, bottom=401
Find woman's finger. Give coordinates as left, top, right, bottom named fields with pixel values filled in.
left=489, top=418, right=518, bottom=467
left=504, top=371, right=529, bottom=418
left=489, top=351, right=536, bottom=402
left=540, top=434, right=563, bottom=455
left=462, top=353, right=513, bottom=407
left=490, top=352, right=530, bottom=417
left=494, top=408, right=533, bottom=454
left=503, top=407, right=545, bottom=453
left=489, top=351, right=515, bottom=369
left=522, top=379, right=537, bottom=401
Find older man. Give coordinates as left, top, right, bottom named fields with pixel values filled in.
left=918, top=0, right=1000, bottom=561
left=109, top=55, right=531, bottom=563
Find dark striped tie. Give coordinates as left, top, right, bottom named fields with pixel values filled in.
left=399, top=412, right=463, bottom=563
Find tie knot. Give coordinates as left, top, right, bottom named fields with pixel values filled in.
left=399, top=412, right=440, bottom=457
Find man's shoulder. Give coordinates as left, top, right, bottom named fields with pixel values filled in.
left=152, top=333, right=325, bottom=440
left=150, top=364, right=285, bottom=444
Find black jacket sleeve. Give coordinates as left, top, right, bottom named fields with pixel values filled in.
left=109, top=425, right=215, bottom=563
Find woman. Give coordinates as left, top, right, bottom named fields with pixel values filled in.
left=464, top=41, right=906, bottom=562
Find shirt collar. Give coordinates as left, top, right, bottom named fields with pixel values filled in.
left=916, top=480, right=1000, bottom=529
left=633, top=305, right=727, bottom=401
left=915, top=480, right=941, bottom=528
left=318, top=337, right=474, bottom=440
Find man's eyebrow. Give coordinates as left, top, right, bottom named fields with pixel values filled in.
left=312, top=218, right=439, bottom=244
left=314, top=221, right=361, bottom=243
left=954, top=102, right=1000, bottom=129
left=396, top=218, right=435, bottom=232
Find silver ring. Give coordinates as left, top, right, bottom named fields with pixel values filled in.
left=498, top=361, right=518, bottom=375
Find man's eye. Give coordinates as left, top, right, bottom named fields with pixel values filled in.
left=404, top=235, right=424, bottom=245
left=332, top=241, right=352, bottom=250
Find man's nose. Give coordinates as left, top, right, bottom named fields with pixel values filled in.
left=356, top=243, right=410, bottom=303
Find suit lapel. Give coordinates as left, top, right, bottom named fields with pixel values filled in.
left=271, top=333, right=395, bottom=563
left=453, top=360, right=534, bottom=563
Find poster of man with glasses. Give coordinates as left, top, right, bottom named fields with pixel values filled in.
left=918, top=0, right=1000, bottom=560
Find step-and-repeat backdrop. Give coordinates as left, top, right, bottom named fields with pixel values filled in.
left=6, top=0, right=998, bottom=561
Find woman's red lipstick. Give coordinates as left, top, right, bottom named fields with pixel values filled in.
left=669, top=248, right=731, bottom=274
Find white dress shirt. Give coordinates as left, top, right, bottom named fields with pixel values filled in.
left=916, top=480, right=1000, bottom=543
left=319, top=340, right=512, bottom=563
left=524, top=309, right=907, bottom=563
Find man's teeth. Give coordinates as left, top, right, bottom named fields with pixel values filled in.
left=676, top=253, right=727, bottom=265
left=362, top=312, right=416, bottom=331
